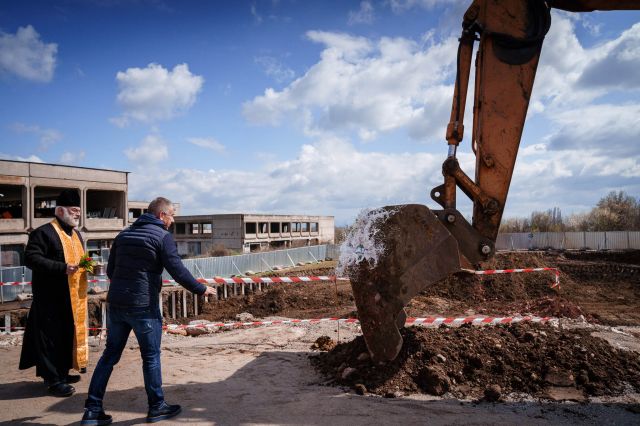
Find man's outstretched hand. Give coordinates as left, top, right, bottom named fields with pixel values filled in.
left=202, top=286, right=217, bottom=297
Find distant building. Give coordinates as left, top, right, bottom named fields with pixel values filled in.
left=172, top=213, right=335, bottom=256
left=0, top=159, right=129, bottom=266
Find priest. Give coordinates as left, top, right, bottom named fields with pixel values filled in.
left=20, top=188, right=89, bottom=397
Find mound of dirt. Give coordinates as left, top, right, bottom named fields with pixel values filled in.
left=312, top=323, right=640, bottom=400
left=312, top=336, right=336, bottom=351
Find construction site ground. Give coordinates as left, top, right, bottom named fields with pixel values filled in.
left=1, top=251, right=639, bottom=425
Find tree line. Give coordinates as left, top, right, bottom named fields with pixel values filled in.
left=500, top=191, right=640, bottom=233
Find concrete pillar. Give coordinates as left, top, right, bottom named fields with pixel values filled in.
left=4, top=313, right=10, bottom=334
left=182, top=291, right=187, bottom=317
left=171, top=292, right=176, bottom=319
left=194, top=293, right=198, bottom=316
left=101, top=302, right=107, bottom=339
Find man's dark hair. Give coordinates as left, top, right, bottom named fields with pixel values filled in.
left=148, top=197, right=173, bottom=217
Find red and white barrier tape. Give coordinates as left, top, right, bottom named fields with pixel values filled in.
left=0, top=315, right=554, bottom=332
left=0, top=275, right=345, bottom=287
left=0, top=267, right=560, bottom=288
left=462, top=267, right=560, bottom=288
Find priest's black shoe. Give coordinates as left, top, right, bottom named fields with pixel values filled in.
left=48, top=382, right=75, bottom=397
left=65, top=374, right=81, bottom=384
left=146, top=402, right=181, bottom=423
left=81, top=409, right=113, bottom=426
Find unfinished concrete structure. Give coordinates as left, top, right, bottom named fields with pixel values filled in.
left=0, top=160, right=128, bottom=266
left=172, top=214, right=335, bottom=256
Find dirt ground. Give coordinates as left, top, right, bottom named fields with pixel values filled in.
left=1, top=250, right=639, bottom=424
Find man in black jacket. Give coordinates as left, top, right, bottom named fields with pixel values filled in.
left=81, top=197, right=216, bottom=425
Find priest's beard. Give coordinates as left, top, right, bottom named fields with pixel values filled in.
left=58, top=208, right=80, bottom=227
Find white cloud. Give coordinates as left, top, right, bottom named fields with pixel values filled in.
left=348, top=1, right=375, bottom=26
left=254, top=56, right=295, bottom=83
left=508, top=144, right=640, bottom=216
left=10, top=122, right=63, bottom=150
left=60, top=151, right=86, bottom=164
left=533, top=14, right=640, bottom=111
left=0, top=25, right=57, bottom=82
left=243, top=31, right=457, bottom=142
left=124, top=134, right=169, bottom=166
left=127, top=137, right=454, bottom=222
left=544, top=103, right=640, bottom=155
left=0, top=152, right=44, bottom=163
left=187, top=137, right=225, bottom=153
left=112, top=63, right=204, bottom=126
left=250, top=3, right=262, bottom=24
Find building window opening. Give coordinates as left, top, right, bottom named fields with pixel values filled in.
left=281, top=222, right=290, bottom=233
left=0, top=185, right=25, bottom=219
left=269, top=240, right=286, bottom=249
left=270, top=222, right=280, bottom=233
left=202, top=223, right=212, bottom=234
left=292, top=222, right=301, bottom=232
left=128, top=208, right=144, bottom=220
left=86, top=240, right=112, bottom=261
left=245, top=222, right=257, bottom=234
left=86, top=189, right=123, bottom=219
left=34, top=186, right=79, bottom=218
left=301, top=222, right=309, bottom=232
left=175, top=223, right=186, bottom=234
left=258, top=222, right=268, bottom=233
left=191, top=223, right=200, bottom=234
left=311, top=222, right=318, bottom=232
left=0, top=244, right=25, bottom=267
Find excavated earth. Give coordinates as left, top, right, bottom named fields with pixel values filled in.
left=2, top=251, right=639, bottom=404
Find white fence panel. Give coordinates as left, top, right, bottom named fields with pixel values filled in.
left=630, top=232, right=640, bottom=249
left=563, top=232, right=585, bottom=250
left=605, top=232, right=630, bottom=250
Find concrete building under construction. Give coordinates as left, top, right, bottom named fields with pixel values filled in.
left=172, top=213, right=335, bottom=256
left=0, top=159, right=129, bottom=266
left=0, top=159, right=334, bottom=264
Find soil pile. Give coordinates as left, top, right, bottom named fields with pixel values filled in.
left=312, top=323, right=640, bottom=400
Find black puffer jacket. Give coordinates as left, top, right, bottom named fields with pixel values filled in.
left=107, top=213, right=206, bottom=307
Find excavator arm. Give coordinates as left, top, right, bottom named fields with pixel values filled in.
left=346, top=0, right=640, bottom=363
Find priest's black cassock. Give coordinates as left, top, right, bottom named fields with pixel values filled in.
left=19, top=201, right=86, bottom=384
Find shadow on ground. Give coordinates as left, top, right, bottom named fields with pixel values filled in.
left=0, top=351, right=629, bottom=425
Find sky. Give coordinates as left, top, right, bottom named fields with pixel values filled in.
left=0, top=0, right=639, bottom=225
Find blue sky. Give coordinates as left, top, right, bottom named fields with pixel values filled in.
left=1, top=0, right=639, bottom=224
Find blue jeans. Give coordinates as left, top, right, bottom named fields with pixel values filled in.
left=85, top=305, right=164, bottom=411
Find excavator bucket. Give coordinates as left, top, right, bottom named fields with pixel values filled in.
left=341, top=204, right=461, bottom=363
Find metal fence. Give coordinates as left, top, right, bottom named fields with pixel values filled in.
left=162, top=244, right=339, bottom=280
left=0, top=244, right=340, bottom=303
left=496, top=231, right=640, bottom=251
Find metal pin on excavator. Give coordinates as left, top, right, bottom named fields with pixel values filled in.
left=346, top=0, right=640, bottom=363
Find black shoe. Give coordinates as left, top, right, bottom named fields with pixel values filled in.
left=146, top=402, right=181, bottom=423
left=65, top=374, right=81, bottom=384
left=48, top=382, right=75, bottom=397
left=81, top=409, right=113, bottom=426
